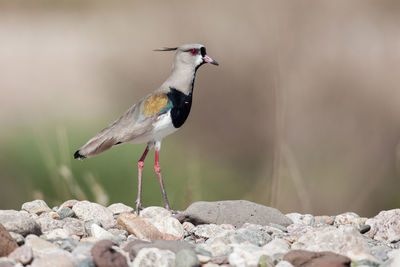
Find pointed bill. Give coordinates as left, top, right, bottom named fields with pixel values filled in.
left=203, top=55, right=219, bottom=66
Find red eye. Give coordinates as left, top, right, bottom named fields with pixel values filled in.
left=190, top=49, right=198, bottom=55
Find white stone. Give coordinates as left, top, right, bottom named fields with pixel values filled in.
left=45, top=229, right=69, bottom=239
left=365, top=209, right=400, bottom=243
left=21, top=200, right=51, bottom=215
left=146, top=216, right=184, bottom=238
left=72, top=200, right=115, bottom=229
left=291, top=225, right=370, bottom=255
left=228, top=242, right=272, bottom=267
left=107, top=203, right=134, bottom=215
left=90, top=224, right=115, bottom=240
left=275, top=261, right=295, bottom=267
left=132, top=247, right=175, bottom=267
left=262, top=238, right=290, bottom=260
left=140, top=206, right=172, bottom=219
left=199, top=239, right=233, bottom=257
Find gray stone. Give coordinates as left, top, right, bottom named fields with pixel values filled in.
left=291, top=225, right=370, bottom=255
left=30, top=254, right=75, bottom=267
left=126, top=239, right=194, bottom=258
left=73, top=201, right=116, bottom=229
left=63, top=217, right=85, bottom=236
left=175, top=249, right=201, bottom=267
left=36, top=216, right=64, bottom=232
left=50, top=238, right=79, bottom=252
left=207, top=228, right=271, bottom=246
left=191, top=224, right=234, bottom=239
left=0, top=210, right=41, bottom=236
left=132, top=247, right=175, bottom=267
left=21, top=200, right=51, bottom=215
left=91, top=240, right=128, bottom=267
left=77, top=258, right=96, bottom=267
left=183, top=200, right=292, bottom=227
left=228, top=243, right=274, bottom=267
left=262, top=238, right=290, bottom=262
left=72, top=242, right=95, bottom=263
left=107, top=203, right=134, bottom=215
left=57, top=208, right=76, bottom=219
left=140, top=207, right=172, bottom=219
left=0, top=258, right=15, bottom=267
left=360, top=224, right=371, bottom=234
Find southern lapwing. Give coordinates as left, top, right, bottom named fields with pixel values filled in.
left=73, top=43, right=218, bottom=213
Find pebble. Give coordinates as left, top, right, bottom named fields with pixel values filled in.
left=9, top=232, right=24, bottom=246
left=0, top=223, right=18, bottom=256
left=21, top=200, right=51, bottom=215
left=175, top=249, right=201, bottom=267
left=8, top=244, right=33, bottom=265
left=72, top=201, right=115, bottom=229
left=117, top=213, right=163, bottom=241
left=132, top=247, right=175, bottom=267
left=228, top=243, right=274, bottom=267
left=365, top=209, right=400, bottom=243
left=91, top=240, right=128, bottom=267
left=57, top=208, right=76, bottom=219
left=0, top=210, right=41, bottom=236
left=63, top=218, right=85, bottom=237
left=107, top=203, right=134, bottom=215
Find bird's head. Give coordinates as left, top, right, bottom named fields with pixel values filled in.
left=155, top=43, right=219, bottom=70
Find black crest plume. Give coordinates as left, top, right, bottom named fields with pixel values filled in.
left=153, top=47, right=178, bottom=52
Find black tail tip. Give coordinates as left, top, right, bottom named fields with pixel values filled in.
left=74, top=150, right=86, bottom=160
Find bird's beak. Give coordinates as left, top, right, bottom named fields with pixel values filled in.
left=203, top=55, right=219, bottom=66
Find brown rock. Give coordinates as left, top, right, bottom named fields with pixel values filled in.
left=118, top=213, right=163, bottom=241
left=91, top=240, right=129, bottom=267
left=284, top=250, right=351, bottom=267
left=8, top=244, right=33, bottom=265
left=0, top=223, right=18, bottom=256
left=59, top=199, right=79, bottom=210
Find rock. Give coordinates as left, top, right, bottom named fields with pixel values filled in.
left=132, top=247, right=175, bottom=267
left=334, top=212, right=366, bottom=228
left=36, top=216, right=64, bottom=232
left=206, top=228, right=271, bottom=246
left=24, top=234, right=57, bottom=256
left=314, top=216, right=335, bottom=226
left=126, top=239, right=194, bottom=259
left=175, top=249, right=201, bottom=267
left=50, top=238, right=79, bottom=252
left=59, top=200, right=79, bottom=210
left=63, top=217, right=85, bottom=237
left=0, top=258, right=15, bottom=267
left=283, top=250, right=351, bottom=267
left=57, top=208, right=76, bottom=219
left=21, top=200, right=51, bottom=215
left=117, top=213, right=163, bottom=241
left=0, top=210, right=41, bottom=236
left=199, top=239, right=233, bottom=257
left=8, top=232, right=24, bottom=246
left=45, top=228, right=70, bottom=239
left=140, top=207, right=172, bottom=219
left=91, top=240, right=128, bottom=267
left=191, top=224, right=234, bottom=239
left=90, top=224, right=122, bottom=244
left=183, top=200, right=292, bottom=227
left=365, top=209, right=400, bottom=243
left=228, top=243, right=274, bottom=267
left=182, top=222, right=195, bottom=232
left=72, top=242, right=95, bottom=263
left=30, top=254, right=75, bottom=267
left=107, top=203, right=134, bottom=215
left=291, top=225, right=370, bottom=255
left=77, top=258, right=96, bottom=267
left=286, top=213, right=315, bottom=226
left=72, top=201, right=115, bottom=229
left=47, top=211, right=61, bottom=220
left=146, top=216, right=184, bottom=239
left=359, top=224, right=371, bottom=234
left=0, top=223, right=18, bottom=256
left=262, top=238, right=290, bottom=262
left=8, top=245, right=33, bottom=265
left=346, top=251, right=381, bottom=266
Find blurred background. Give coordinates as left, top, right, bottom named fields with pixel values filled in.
left=1, top=0, right=400, bottom=217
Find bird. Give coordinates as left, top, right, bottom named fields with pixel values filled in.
left=73, top=43, right=219, bottom=213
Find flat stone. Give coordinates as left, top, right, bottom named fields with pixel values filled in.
left=291, top=225, right=370, bottom=255
left=91, top=240, right=128, bottom=267
left=132, top=247, right=175, bottom=267
left=283, top=250, right=351, bottom=267
left=175, top=249, right=201, bottom=267
left=8, top=244, right=33, bottom=265
left=125, top=239, right=194, bottom=259
left=22, top=200, right=51, bottom=215
left=72, top=201, right=115, bottom=229
left=183, top=200, right=293, bottom=227
left=146, top=216, right=184, bottom=239
left=25, top=234, right=57, bottom=256
left=107, top=203, right=134, bottom=215
left=0, top=210, right=41, bottom=236
left=365, top=209, right=400, bottom=243
left=206, top=228, right=272, bottom=246
left=191, top=224, right=233, bottom=239
left=117, top=213, right=163, bottom=241
left=0, top=223, right=18, bottom=256
left=63, top=217, right=85, bottom=236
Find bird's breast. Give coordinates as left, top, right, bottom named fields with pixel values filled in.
left=167, top=87, right=193, bottom=128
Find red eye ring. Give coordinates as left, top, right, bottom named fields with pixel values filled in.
left=190, top=49, right=198, bottom=55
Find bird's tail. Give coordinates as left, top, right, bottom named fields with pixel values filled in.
left=74, top=133, right=118, bottom=159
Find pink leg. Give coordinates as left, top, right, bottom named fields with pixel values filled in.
left=136, top=145, right=150, bottom=214
left=154, top=150, right=171, bottom=210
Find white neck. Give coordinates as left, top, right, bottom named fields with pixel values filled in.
left=160, top=63, right=197, bottom=95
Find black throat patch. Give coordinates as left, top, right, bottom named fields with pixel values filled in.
left=167, top=87, right=193, bottom=128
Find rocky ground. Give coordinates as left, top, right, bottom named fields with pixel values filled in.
left=0, top=199, right=399, bottom=267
